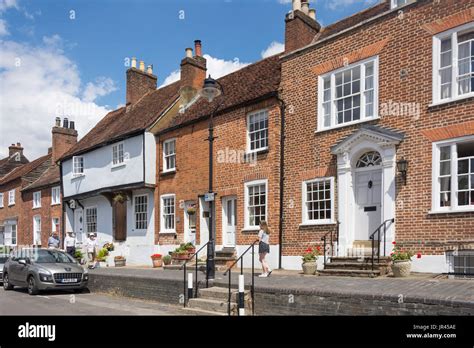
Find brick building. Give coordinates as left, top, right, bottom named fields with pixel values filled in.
left=279, top=0, right=474, bottom=273
left=150, top=41, right=282, bottom=268
left=0, top=118, right=77, bottom=248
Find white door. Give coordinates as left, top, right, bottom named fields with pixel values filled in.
left=222, top=196, right=237, bottom=247
left=74, top=208, right=84, bottom=244
left=33, top=216, right=41, bottom=246
left=199, top=197, right=209, bottom=249
left=184, top=201, right=197, bottom=245
left=355, top=169, right=382, bottom=240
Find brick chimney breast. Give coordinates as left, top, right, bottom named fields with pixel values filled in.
left=126, top=60, right=158, bottom=105
left=180, top=41, right=207, bottom=105
left=285, top=0, right=321, bottom=53
left=52, top=118, right=78, bottom=163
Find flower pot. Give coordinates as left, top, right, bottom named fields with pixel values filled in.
left=186, top=248, right=196, bottom=255
left=391, top=260, right=411, bottom=277
left=302, top=261, right=317, bottom=275
left=152, top=258, right=162, bottom=268
left=114, top=259, right=126, bottom=267
left=177, top=253, right=189, bottom=260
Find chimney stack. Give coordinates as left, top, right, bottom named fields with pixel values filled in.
left=126, top=56, right=157, bottom=105
left=309, top=8, right=316, bottom=20
left=52, top=117, right=78, bottom=163
left=180, top=40, right=207, bottom=106
left=285, top=0, right=321, bottom=53
left=8, top=143, right=24, bottom=158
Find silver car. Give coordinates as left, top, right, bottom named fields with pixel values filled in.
left=2, top=248, right=89, bottom=295
left=0, top=255, right=7, bottom=283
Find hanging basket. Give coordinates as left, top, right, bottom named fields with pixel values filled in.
left=113, top=193, right=127, bottom=204
left=186, top=207, right=196, bottom=215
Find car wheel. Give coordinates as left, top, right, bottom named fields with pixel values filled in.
left=27, top=276, right=39, bottom=295
left=3, top=273, right=14, bottom=290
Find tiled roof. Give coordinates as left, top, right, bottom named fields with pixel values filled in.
left=0, top=153, right=51, bottom=186
left=22, top=165, right=60, bottom=191
left=0, top=153, right=29, bottom=178
left=154, top=55, right=281, bottom=134
left=60, top=81, right=181, bottom=161
left=312, top=1, right=390, bottom=44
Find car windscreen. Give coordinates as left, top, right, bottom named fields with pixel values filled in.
left=31, top=250, right=75, bottom=263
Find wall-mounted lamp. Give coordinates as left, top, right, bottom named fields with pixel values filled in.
left=396, top=158, right=408, bottom=185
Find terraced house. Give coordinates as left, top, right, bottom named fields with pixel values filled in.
left=280, top=0, right=474, bottom=275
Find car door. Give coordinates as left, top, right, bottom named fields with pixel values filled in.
left=8, top=251, right=20, bottom=282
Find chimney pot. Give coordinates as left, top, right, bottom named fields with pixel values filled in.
left=146, top=65, right=153, bottom=74
left=139, top=60, right=145, bottom=71
left=16, top=142, right=21, bottom=147
left=131, top=57, right=137, bottom=69
left=69, top=121, right=75, bottom=130
left=55, top=117, right=61, bottom=127
left=63, top=117, right=69, bottom=128
left=301, top=1, right=309, bottom=14
left=309, top=8, right=316, bottom=20
left=185, top=48, right=193, bottom=58
left=194, top=40, right=202, bottom=57
left=292, top=0, right=301, bottom=11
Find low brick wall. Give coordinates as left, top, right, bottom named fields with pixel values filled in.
left=88, top=273, right=474, bottom=315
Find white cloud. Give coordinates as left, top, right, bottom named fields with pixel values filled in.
left=160, top=54, right=250, bottom=87
left=327, top=0, right=377, bottom=10
left=0, top=0, right=18, bottom=13
left=261, top=41, right=284, bottom=58
left=0, top=36, right=114, bottom=159
left=0, top=18, right=8, bottom=36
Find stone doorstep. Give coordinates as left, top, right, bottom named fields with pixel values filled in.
left=187, top=298, right=238, bottom=315
left=330, top=256, right=391, bottom=263
left=198, top=286, right=250, bottom=302
left=319, top=269, right=382, bottom=278
left=324, top=262, right=391, bottom=271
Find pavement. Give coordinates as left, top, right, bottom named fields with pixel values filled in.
left=89, top=266, right=474, bottom=306
left=0, top=287, right=190, bottom=316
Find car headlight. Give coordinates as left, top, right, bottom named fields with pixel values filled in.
left=39, top=272, right=53, bottom=282
left=83, top=272, right=89, bottom=281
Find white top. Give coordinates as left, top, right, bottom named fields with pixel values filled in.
left=64, top=235, right=76, bottom=247
left=258, top=230, right=269, bottom=244
left=85, top=238, right=97, bottom=253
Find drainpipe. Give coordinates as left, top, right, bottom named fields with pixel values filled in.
left=277, top=91, right=286, bottom=270
left=59, top=163, right=65, bottom=249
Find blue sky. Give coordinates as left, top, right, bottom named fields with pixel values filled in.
left=0, top=0, right=378, bottom=158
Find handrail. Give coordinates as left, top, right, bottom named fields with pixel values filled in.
left=181, top=241, right=210, bottom=308
left=222, top=239, right=259, bottom=316
left=369, top=218, right=394, bottom=270
left=321, top=221, right=339, bottom=267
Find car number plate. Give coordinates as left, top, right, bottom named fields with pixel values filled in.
left=61, top=278, right=77, bottom=283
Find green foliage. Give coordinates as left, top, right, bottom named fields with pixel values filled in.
left=74, top=250, right=84, bottom=259
left=163, top=255, right=172, bottom=265
left=96, top=248, right=109, bottom=261
left=390, top=242, right=414, bottom=261
left=301, top=246, right=321, bottom=263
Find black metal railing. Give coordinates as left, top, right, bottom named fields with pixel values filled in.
left=446, top=251, right=474, bottom=278
left=181, top=241, right=210, bottom=308
left=321, top=221, right=339, bottom=267
left=223, top=239, right=259, bottom=316
left=369, top=218, right=394, bottom=270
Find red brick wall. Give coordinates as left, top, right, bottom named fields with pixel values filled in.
left=155, top=98, right=281, bottom=247
left=0, top=178, right=24, bottom=244
left=280, top=0, right=474, bottom=256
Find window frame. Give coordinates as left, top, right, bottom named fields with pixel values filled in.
left=51, top=186, right=60, bottom=205
left=160, top=194, right=176, bottom=233
left=32, top=191, right=41, bottom=209
left=391, top=0, right=410, bottom=9
left=33, top=215, right=42, bottom=245
left=318, top=56, right=379, bottom=131
left=162, top=138, right=177, bottom=173
left=431, top=135, right=474, bottom=213
left=134, top=194, right=148, bottom=230
left=52, top=217, right=60, bottom=233
left=85, top=206, right=98, bottom=233
left=244, top=179, right=268, bottom=230
left=8, top=190, right=15, bottom=206
left=0, top=193, right=3, bottom=208
left=72, top=156, right=84, bottom=177
left=301, top=177, right=335, bottom=225
left=112, top=142, right=125, bottom=167
left=432, top=22, right=474, bottom=105
left=246, top=109, right=269, bottom=154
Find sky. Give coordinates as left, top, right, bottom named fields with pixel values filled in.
left=0, top=0, right=379, bottom=159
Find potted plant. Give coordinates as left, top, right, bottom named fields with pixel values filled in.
left=96, top=248, right=109, bottom=268
left=103, top=242, right=114, bottom=252
left=186, top=206, right=196, bottom=215
left=114, top=255, right=126, bottom=267
left=176, top=250, right=190, bottom=260
left=113, top=192, right=127, bottom=204
left=390, top=241, right=421, bottom=277
left=151, top=254, right=163, bottom=268
left=301, top=246, right=320, bottom=275
left=74, top=250, right=84, bottom=264
left=163, top=255, right=172, bottom=266
left=184, top=242, right=196, bottom=255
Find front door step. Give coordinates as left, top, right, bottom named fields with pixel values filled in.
left=319, top=269, right=382, bottom=277
left=215, top=248, right=237, bottom=271
left=322, top=256, right=391, bottom=277
left=183, top=286, right=252, bottom=316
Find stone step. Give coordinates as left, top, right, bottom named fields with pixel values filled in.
left=163, top=263, right=206, bottom=271
left=187, top=298, right=237, bottom=315
left=216, top=248, right=236, bottom=257
left=319, top=269, right=382, bottom=278
left=182, top=307, right=227, bottom=316
left=199, top=286, right=250, bottom=302
left=330, top=256, right=391, bottom=264
left=325, top=262, right=390, bottom=271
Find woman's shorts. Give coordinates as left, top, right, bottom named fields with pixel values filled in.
left=259, top=241, right=270, bottom=254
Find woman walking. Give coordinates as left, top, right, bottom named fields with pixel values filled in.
left=257, top=221, right=272, bottom=277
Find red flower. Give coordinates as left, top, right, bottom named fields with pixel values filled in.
left=316, top=246, right=321, bottom=251
left=417, top=253, right=422, bottom=259
left=306, top=248, right=312, bottom=253
left=392, top=241, right=396, bottom=245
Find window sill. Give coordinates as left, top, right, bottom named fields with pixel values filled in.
left=299, top=221, right=336, bottom=227
left=72, top=174, right=85, bottom=180
left=428, top=208, right=474, bottom=215
left=244, top=148, right=269, bottom=160
left=159, top=231, right=176, bottom=235
left=429, top=94, right=474, bottom=108
left=241, top=227, right=260, bottom=233
left=32, top=206, right=41, bottom=210
left=160, top=170, right=176, bottom=177
left=51, top=203, right=60, bottom=206
left=111, top=163, right=126, bottom=169
left=316, top=117, right=380, bottom=134
left=8, top=204, right=15, bottom=207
